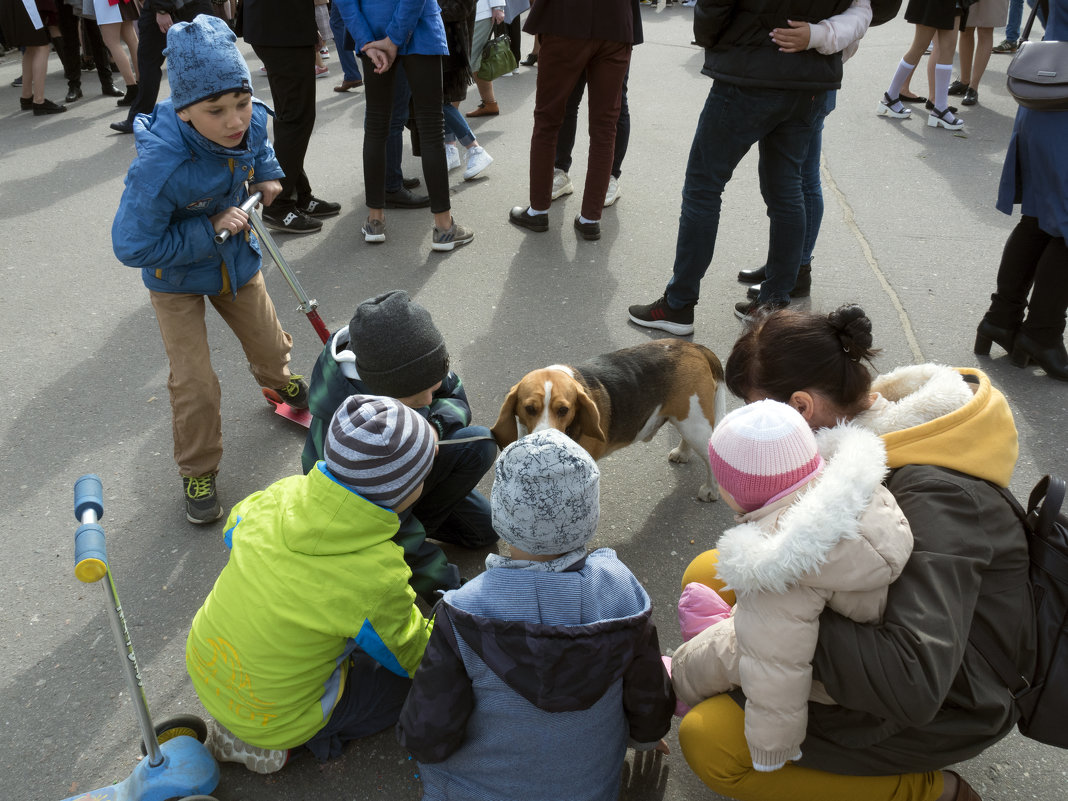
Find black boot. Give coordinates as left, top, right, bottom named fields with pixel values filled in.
left=100, top=81, right=124, bottom=97
left=1010, top=332, right=1068, bottom=381
left=65, top=81, right=83, bottom=103
left=974, top=317, right=1019, bottom=356
left=117, top=84, right=138, bottom=107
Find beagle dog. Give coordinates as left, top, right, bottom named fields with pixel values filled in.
left=491, top=340, right=726, bottom=501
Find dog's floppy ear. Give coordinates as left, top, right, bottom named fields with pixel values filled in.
left=572, top=387, right=606, bottom=444
left=490, top=384, right=521, bottom=449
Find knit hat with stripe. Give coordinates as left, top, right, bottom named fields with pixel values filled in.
left=324, top=395, right=436, bottom=510
left=708, top=400, right=824, bottom=513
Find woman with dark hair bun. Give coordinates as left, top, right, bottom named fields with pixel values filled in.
left=674, top=304, right=1035, bottom=801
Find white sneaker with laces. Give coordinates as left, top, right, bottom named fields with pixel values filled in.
left=445, top=142, right=462, bottom=171
left=463, top=146, right=493, bottom=180
left=604, top=175, right=621, bottom=207
left=551, top=168, right=573, bottom=200
left=209, top=723, right=289, bottom=774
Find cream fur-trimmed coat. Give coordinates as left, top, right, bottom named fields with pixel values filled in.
left=671, top=423, right=913, bottom=772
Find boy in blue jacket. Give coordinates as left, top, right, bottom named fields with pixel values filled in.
left=302, top=290, right=499, bottom=604
left=113, top=15, right=307, bottom=525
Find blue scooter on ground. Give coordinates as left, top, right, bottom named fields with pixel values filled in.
left=63, top=474, right=220, bottom=801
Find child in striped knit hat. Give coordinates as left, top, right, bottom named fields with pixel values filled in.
left=186, top=394, right=438, bottom=774
left=668, top=400, right=913, bottom=773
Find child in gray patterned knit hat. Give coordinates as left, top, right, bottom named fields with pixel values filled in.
left=186, top=394, right=436, bottom=775
left=301, top=289, right=499, bottom=605
left=397, top=428, right=675, bottom=801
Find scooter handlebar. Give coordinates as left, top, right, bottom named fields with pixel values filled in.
left=74, top=474, right=108, bottom=583
left=214, top=191, right=264, bottom=244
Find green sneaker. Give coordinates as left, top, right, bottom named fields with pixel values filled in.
left=274, top=375, right=309, bottom=409
left=183, top=474, right=223, bottom=525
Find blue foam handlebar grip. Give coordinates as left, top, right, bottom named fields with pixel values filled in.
left=74, top=523, right=109, bottom=582
left=74, top=474, right=103, bottom=520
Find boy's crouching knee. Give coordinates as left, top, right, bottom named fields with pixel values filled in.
left=678, top=694, right=751, bottom=796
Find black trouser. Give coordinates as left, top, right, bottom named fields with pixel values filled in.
left=252, top=44, right=317, bottom=207
left=57, top=3, right=112, bottom=91
left=362, top=54, right=449, bottom=214
left=507, top=14, right=521, bottom=63
left=986, top=215, right=1068, bottom=345
left=555, top=67, right=630, bottom=180
left=124, top=0, right=213, bottom=123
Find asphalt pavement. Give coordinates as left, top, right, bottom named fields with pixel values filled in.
left=1, top=9, right=1066, bottom=801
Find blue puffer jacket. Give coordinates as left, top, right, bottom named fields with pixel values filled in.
left=112, top=99, right=285, bottom=297
left=332, top=0, right=448, bottom=55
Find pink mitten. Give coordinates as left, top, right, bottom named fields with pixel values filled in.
left=678, top=582, right=732, bottom=642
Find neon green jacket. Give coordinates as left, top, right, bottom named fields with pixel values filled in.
left=186, top=464, right=432, bottom=749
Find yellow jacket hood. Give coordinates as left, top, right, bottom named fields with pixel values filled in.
left=855, top=365, right=1018, bottom=488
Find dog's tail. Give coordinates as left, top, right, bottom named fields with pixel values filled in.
left=695, top=344, right=727, bottom=429
left=694, top=343, right=725, bottom=383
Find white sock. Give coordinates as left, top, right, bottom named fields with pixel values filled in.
left=578, top=214, right=597, bottom=224
left=934, top=64, right=953, bottom=113
left=527, top=207, right=548, bottom=216
left=885, top=59, right=916, bottom=112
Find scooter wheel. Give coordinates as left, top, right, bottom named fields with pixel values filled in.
left=179, top=796, right=220, bottom=800
left=140, top=713, right=209, bottom=755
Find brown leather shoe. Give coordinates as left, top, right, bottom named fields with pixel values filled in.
left=334, top=79, right=364, bottom=92
left=946, top=771, right=982, bottom=801
left=466, top=100, right=499, bottom=118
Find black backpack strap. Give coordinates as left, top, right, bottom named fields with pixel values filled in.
left=969, top=481, right=1041, bottom=698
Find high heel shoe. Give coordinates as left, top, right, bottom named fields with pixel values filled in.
left=928, top=105, right=964, bottom=130
left=1009, top=332, right=1068, bottom=381
left=519, top=52, right=538, bottom=66
left=974, top=318, right=1018, bottom=356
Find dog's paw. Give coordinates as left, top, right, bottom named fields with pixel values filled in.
left=696, top=484, right=718, bottom=502
left=668, top=445, right=692, bottom=464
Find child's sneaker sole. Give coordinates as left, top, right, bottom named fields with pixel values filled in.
left=209, top=723, right=289, bottom=774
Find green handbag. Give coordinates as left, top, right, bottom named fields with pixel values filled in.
left=477, top=27, right=518, bottom=82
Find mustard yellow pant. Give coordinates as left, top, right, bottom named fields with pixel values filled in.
left=677, top=550, right=944, bottom=801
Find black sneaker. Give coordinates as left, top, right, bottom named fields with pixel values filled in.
left=183, top=474, right=224, bottom=525
left=734, top=298, right=790, bottom=323
left=262, top=206, right=323, bottom=234
left=746, top=265, right=811, bottom=299
left=628, top=295, right=695, bottom=336
left=296, top=197, right=341, bottom=218
left=273, top=375, right=309, bottom=409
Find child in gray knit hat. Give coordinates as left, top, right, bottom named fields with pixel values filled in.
left=398, top=429, right=675, bottom=801
left=301, top=289, right=499, bottom=604
left=113, top=14, right=309, bottom=527
left=187, top=394, right=436, bottom=774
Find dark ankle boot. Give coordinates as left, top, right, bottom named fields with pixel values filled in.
left=746, top=264, right=812, bottom=300
left=65, top=81, right=83, bottom=103
left=1010, top=332, right=1068, bottom=381
left=974, top=317, right=1019, bottom=356
left=100, top=81, right=124, bottom=97
left=117, top=83, right=138, bottom=107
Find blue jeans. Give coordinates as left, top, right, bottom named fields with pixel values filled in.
left=665, top=82, right=827, bottom=307
left=758, top=89, right=837, bottom=268
left=442, top=102, right=476, bottom=148
left=384, top=61, right=412, bottom=194
left=328, top=2, right=362, bottom=83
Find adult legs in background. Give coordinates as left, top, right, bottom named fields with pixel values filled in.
left=254, top=45, right=316, bottom=207
left=579, top=41, right=631, bottom=221
left=97, top=21, right=137, bottom=88
left=328, top=1, right=362, bottom=86
left=385, top=61, right=411, bottom=194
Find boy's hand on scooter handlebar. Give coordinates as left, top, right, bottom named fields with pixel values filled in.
left=250, top=179, right=283, bottom=207
left=210, top=206, right=251, bottom=238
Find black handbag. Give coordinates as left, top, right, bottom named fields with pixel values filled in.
left=1006, top=0, right=1068, bottom=111
left=476, top=25, right=518, bottom=82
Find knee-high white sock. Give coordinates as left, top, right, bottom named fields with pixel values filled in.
left=934, top=63, right=953, bottom=112
left=886, top=59, right=916, bottom=110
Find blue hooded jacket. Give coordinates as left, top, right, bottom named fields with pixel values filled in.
left=112, top=98, right=284, bottom=297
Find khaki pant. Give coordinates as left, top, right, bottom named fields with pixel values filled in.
left=150, top=271, right=293, bottom=477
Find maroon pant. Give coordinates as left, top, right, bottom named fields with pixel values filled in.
left=529, top=34, right=631, bottom=220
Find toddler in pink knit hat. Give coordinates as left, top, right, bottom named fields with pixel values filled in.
left=666, top=401, right=913, bottom=776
